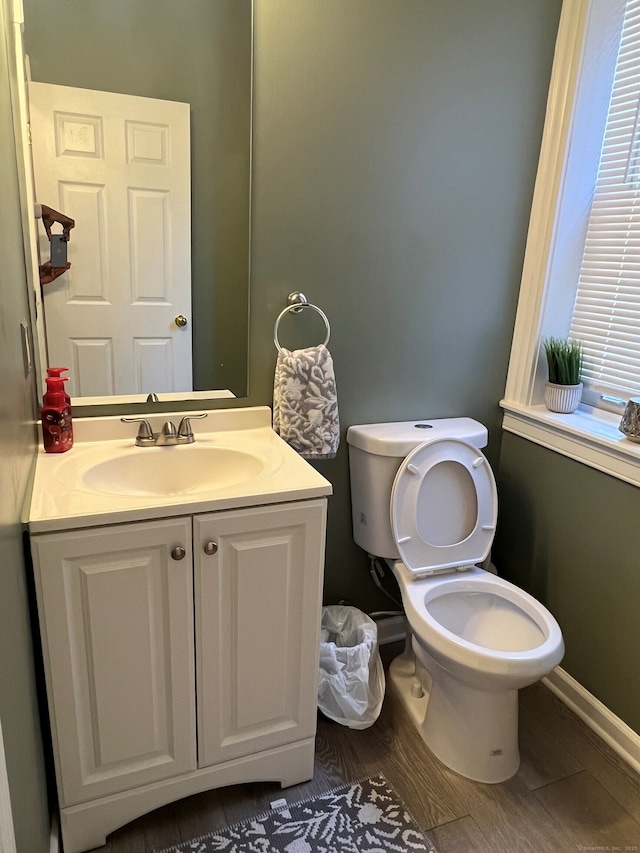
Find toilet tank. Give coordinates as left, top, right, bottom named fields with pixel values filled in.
left=346, top=418, right=488, bottom=559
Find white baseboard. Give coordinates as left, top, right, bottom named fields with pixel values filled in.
left=543, top=667, right=640, bottom=776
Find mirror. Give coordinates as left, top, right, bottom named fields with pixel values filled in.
left=22, top=0, right=252, bottom=406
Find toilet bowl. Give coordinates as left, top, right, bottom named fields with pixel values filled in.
left=389, top=561, right=563, bottom=782
left=346, top=418, right=564, bottom=784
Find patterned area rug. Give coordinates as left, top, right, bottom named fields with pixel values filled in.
left=154, top=775, right=436, bottom=853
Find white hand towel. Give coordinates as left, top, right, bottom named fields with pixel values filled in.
left=273, top=344, right=340, bottom=459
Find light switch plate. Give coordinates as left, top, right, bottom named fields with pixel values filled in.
left=20, top=321, right=32, bottom=376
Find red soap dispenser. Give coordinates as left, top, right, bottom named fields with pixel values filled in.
left=41, top=377, right=74, bottom=453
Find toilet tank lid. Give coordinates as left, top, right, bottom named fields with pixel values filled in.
left=346, top=418, right=488, bottom=456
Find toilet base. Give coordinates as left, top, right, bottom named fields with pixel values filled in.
left=389, top=639, right=520, bottom=784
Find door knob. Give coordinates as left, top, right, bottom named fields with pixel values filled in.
left=171, top=546, right=186, bottom=560
left=203, top=541, right=218, bottom=555
left=175, top=314, right=188, bottom=328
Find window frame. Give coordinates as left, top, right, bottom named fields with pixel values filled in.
left=501, top=0, right=640, bottom=488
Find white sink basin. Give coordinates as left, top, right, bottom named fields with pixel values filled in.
left=29, top=407, right=333, bottom=532
left=82, top=445, right=265, bottom=496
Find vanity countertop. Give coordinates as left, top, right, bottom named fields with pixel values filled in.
left=28, top=406, right=332, bottom=533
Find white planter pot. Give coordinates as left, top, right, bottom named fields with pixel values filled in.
left=544, top=381, right=583, bottom=414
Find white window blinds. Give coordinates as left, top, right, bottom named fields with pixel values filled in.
left=569, top=0, right=640, bottom=401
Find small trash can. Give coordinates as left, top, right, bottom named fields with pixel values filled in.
left=317, top=605, right=385, bottom=730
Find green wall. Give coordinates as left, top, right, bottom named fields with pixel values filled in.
left=494, top=434, right=640, bottom=733
left=23, top=0, right=252, bottom=397
left=0, top=1, right=50, bottom=848
left=246, top=0, right=563, bottom=608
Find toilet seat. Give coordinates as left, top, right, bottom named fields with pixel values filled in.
left=390, top=438, right=497, bottom=577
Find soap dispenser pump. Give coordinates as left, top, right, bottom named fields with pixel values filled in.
left=41, top=377, right=73, bottom=453
left=46, top=367, right=71, bottom=404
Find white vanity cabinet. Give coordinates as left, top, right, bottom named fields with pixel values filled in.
left=30, top=498, right=327, bottom=853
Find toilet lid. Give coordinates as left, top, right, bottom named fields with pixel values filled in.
left=390, top=438, right=497, bottom=576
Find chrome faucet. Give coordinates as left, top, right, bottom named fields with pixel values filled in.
left=121, top=413, right=208, bottom=446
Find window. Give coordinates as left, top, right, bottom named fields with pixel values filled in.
left=570, top=0, right=640, bottom=407
left=501, top=0, right=640, bottom=487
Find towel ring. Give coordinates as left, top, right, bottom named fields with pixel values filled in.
left=273, top=293, right=331, bottom=352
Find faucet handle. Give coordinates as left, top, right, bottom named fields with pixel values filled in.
left=121, top=417, right=155, bottom=445
left=177, top=413, right=208, bottom=440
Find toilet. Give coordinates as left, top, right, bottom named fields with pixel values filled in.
left=346, top=418, right=564, bottom=784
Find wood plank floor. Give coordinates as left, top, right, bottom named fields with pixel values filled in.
left=89, top=651, right=640, bottom=853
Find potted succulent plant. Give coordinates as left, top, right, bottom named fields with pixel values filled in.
left=542, top=337, right=584, bottom=413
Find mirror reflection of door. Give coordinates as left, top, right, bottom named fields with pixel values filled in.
left=29, top=82, right=192, bottom=398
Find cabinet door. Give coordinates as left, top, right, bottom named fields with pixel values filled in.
left=31, top=518, right=196, bottom=806
left=194, top=500, right=326, bottom=767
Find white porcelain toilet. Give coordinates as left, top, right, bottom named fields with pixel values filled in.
left=346, top=418, right=564, bottom=784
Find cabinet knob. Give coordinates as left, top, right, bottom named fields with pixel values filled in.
left=171, top=546, right=186, bottom=561
left=203, top=541, right=218, bottom=555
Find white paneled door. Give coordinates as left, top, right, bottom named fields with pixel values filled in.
left=29, top=83, right=191, bottom=397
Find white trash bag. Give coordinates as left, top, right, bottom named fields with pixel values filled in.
left=317, top=605, right=385, bottom=730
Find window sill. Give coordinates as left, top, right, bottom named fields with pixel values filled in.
left=500, top=400, right=640, bottom=488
